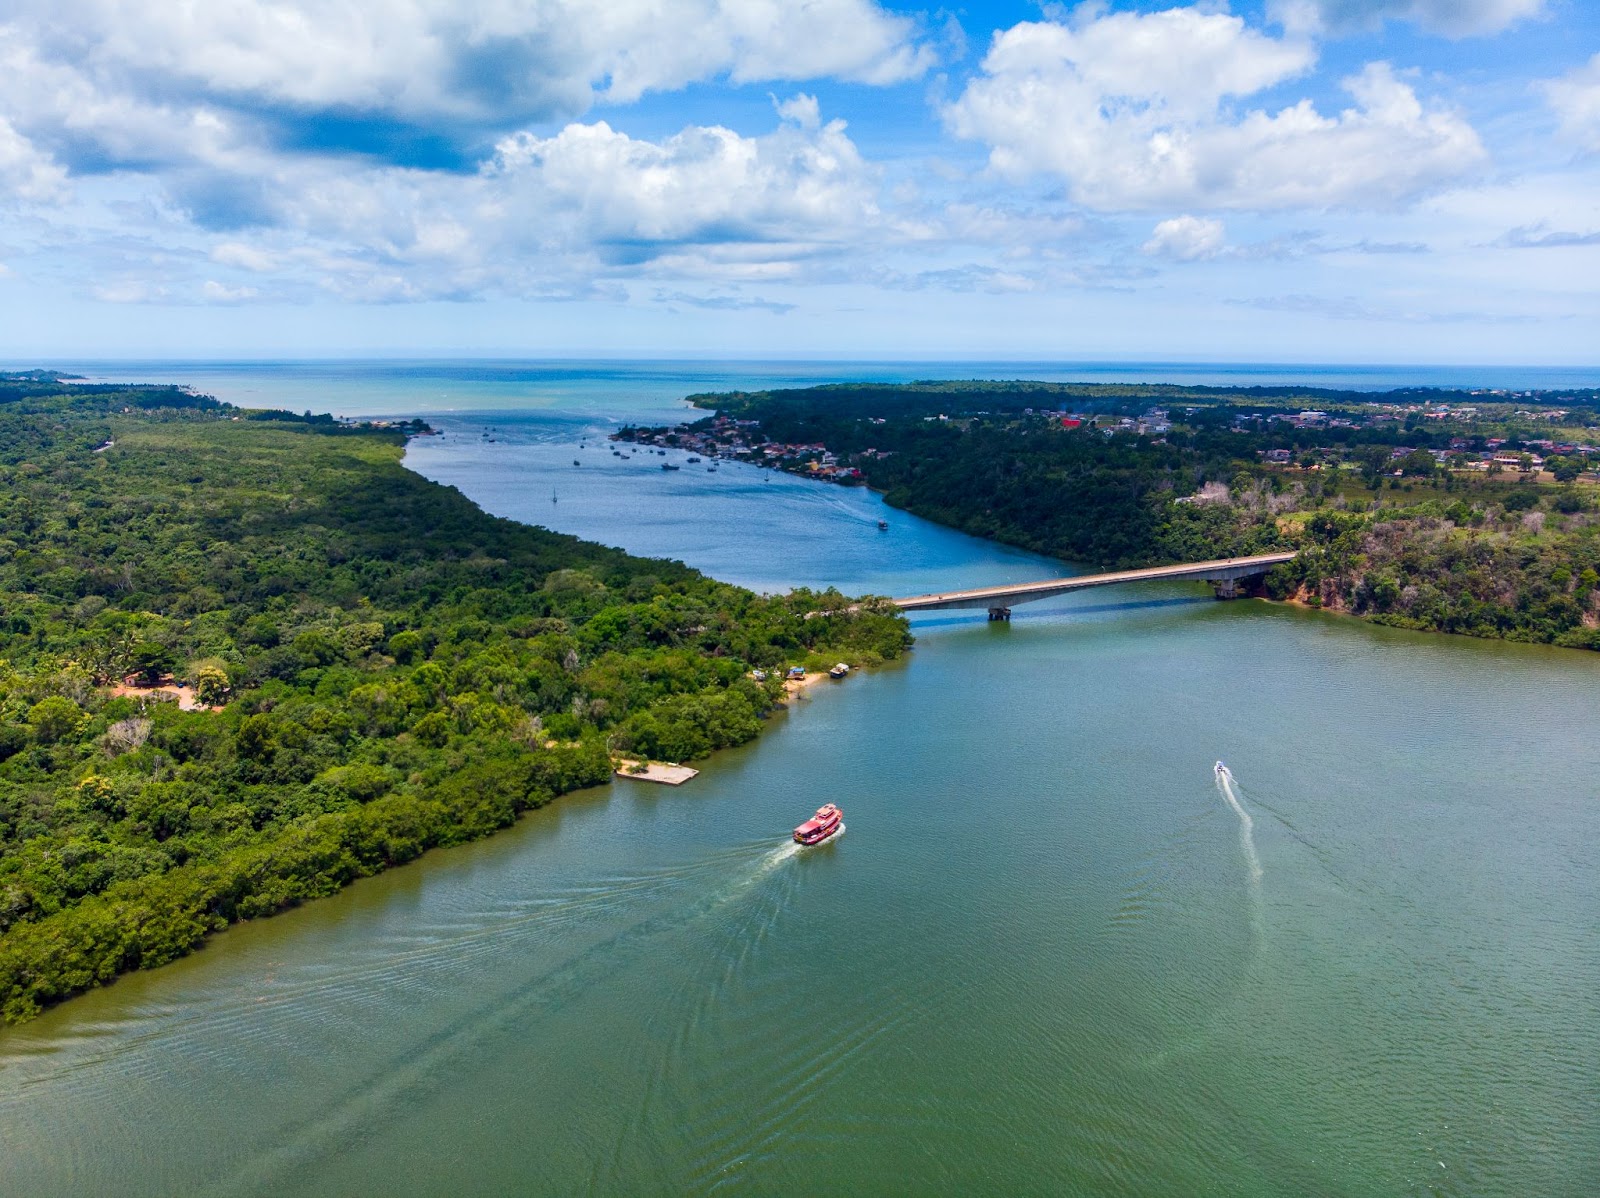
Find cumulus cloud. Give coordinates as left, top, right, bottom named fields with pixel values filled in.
left=169, top=103, right=890, bottom=301
left=945, top=9, right=1485, bottom=210
left=1, top=0, right=933, bottom=173
left=1543, top=54, right=1600, bottom=152
left=1143, top=215, right=1227, bottom=261
left=0, top=116, right=67, bottom=202
left=485, top=117, right=879, bottom=253
left=1271, top=0, right=1544, bottom=38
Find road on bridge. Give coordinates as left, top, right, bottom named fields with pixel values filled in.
left=890, top=552, right=1297, bottom=614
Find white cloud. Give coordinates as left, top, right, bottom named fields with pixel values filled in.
left=945, top=9, right=1485, bottom=211
left=1271, top=0, right=1544, bottom=38
left=201, top=279, right=260, bottom=302
left=167, top=103, right=890, bottom=301
left=483, top=115, right=880, bottom=251
left=960, top=9, right=1317, bottom=124
left=1143, top=215, right=1227, bottom=261
left=1543, top=54, right=1600, bottom=152
left=3, top=0, right=932, bottom=141
left=774, top=93, right=822, bottom=131
left=0, top=116, right=67, bottom=202
left=210, top=242, right=277, bottom=272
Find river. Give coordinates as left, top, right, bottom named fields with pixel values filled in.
left=2, top=362, right=1597, bottom=1195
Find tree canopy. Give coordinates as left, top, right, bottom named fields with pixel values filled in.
left=0, top=381, right=910, bottom=1023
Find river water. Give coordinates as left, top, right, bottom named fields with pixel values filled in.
left=3, top=363, right=1598, bottom=1195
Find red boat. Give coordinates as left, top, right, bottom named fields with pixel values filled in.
left=793, top=803, right=843, bottom=845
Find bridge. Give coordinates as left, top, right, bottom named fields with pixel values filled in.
left=890, top=552, right=1296, bottom=621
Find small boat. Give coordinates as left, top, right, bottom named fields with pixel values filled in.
left=829, top=663, right=849, bottom=679
left=686, top=456, right=701, bottom=463
left=707, top=465, right=718, bottom=472
left=877, top=520, right=888, bottom=531
left=794, top=803, right=843, bottom=846
left=573, top=459, right=581, bottom=466
left=661, top=462, right=680, bottom=471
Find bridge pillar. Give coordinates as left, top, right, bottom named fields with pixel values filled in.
left=987, top=606, right=1012, bottom=622
left=1212, top=579, right=1240, bottom=600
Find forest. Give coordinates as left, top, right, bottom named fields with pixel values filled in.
left=671, top=382, right=1600, bottom=651
left=0, top=378, right=910, bottom=1022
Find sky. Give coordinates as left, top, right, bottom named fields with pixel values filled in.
left=0, top=0, right=1597, bottom=362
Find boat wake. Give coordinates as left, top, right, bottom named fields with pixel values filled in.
left=750, top=839, right=801, bottom=877
left=718, top=826, right=839, bottom=901
left=1213, top=761, right=1267, bottom=982
left=1138, top=764, right=1270, bottom=1073
left=1214, top=762, right=1263, bottom=885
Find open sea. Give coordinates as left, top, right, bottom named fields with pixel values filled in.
left=2, top=360, right=1597, bottom=1195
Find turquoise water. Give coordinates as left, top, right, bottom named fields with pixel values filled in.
left=51, top=356, right=1600, bottom=421
left=1, top=363, right=1597, bottom=1195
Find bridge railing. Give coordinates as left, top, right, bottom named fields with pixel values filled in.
left=890, top=552, right=1296, bottom=613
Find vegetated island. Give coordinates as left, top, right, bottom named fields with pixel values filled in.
left=0, top=376, right=910, bottom=1024
left=616, top=379, right=1600, bottom=649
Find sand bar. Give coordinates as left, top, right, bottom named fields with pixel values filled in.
left=614, top=759, right=700, bottom=785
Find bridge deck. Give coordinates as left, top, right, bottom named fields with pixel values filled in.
left=891, top=552, right=1296, bottom=612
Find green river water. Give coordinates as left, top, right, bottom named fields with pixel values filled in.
left=2, top=374, right=1597, bottom=1195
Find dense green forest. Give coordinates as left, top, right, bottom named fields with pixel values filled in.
left=670, top=382, right=1600, bottom=650
left=0, top=379, right=910, bottom=1023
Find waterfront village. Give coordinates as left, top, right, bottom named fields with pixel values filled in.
left=613, top=396, right=1600, bottom=488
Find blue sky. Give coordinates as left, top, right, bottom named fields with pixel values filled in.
left=0, top=0, right=1596, bottom=362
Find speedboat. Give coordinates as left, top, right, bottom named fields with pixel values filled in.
left=794, top=803, right=843, bottom=846
left=829, top=663, right=849, bottom=679
left=1214, top=760, right=1226, bottom=775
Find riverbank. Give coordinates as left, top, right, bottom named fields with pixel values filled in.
left=0, top=379, right=911, bottom=1024
left=7, top=363, right=1598, bottom=1196
left=9, top=556, right=1598, bottom=1197
left=657, top=380, right=1600, bottom=657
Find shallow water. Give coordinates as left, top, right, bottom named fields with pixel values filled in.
left=2, top=363, right=1597, bottom=1196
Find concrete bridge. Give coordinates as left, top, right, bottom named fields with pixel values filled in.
left=890, top=552, right=1296, bottom=621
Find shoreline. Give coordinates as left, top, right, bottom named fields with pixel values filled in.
left=781, top=670, right=835, bottom=700
left=0, top=395, right=913, bottom=1027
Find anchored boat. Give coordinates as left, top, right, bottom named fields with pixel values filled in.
left=793, top=803, right=843, bottom=846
